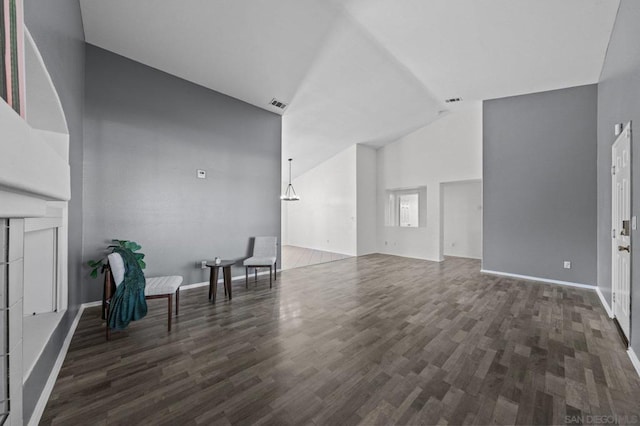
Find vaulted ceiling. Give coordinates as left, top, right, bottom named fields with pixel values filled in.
left=79, top=0, right=619, bottom=177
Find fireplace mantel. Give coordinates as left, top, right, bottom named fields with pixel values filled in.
left=0, top=100, right=70, bottom=218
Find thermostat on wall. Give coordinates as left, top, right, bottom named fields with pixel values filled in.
left=197, top=169, right=206, bottom=179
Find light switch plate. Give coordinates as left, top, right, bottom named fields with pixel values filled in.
left=197, top=169, right=206, bottom=179
left=615, top=123, right=624, bottom=136
left=633, top=216, right=637, bottom=230
left=563, top=261, right=571, bottom=269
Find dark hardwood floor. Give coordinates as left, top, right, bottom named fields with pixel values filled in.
left=41, top=255, right=640, bottom=425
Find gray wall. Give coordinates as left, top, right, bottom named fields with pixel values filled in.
left=23, top=0, right=85, bottom=422
left=597, top=0, right=640, bottom=354
left=83, top=45, right=281, bottom=302
left=483, top=85, right=598, bottom=285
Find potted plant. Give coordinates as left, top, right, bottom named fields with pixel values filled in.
left=87, top=239, right=146, bottom=278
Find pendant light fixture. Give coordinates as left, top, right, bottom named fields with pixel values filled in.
left=280, top=158, right=300, bottom=201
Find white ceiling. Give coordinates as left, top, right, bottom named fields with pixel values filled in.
left=79, top=0, right=619, bottom=177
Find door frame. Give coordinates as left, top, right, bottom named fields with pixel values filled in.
left=439, top=179, right=483, bottom=261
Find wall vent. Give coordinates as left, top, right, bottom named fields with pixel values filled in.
left=270, top=98, right=288, bottom=110
left=445, top=97, right=462, bottom=103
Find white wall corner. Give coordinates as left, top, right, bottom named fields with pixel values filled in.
left=628, top=347, right=640, bottom=378
left=595, top=286, right=614, bottom=318
left=356, top=144, right=378, bottom=255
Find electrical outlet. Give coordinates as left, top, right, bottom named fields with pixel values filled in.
left=200, top=260, right=208, bottom=269
left=563, top=261, right=571, bottom=269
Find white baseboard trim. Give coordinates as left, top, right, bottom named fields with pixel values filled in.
left=628, top=347, right=640, bottom=378
left=595, top=286, right=614, bottom=318
left=27, top=302, right=90, bottom=426
left=378, top=251, right=440, bottom=262
left=480, top=269, right=595, bottom=290
left=179, top=281, right=208, bottom=291
left=180, top=269, right=281, bottom=291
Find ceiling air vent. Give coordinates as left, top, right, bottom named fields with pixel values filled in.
left=445, top=97, right=462, bottom=103
left=270, top=98, right=288, bottom=110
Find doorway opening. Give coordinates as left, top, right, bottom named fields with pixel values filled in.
left=441, top=180, right=482, bottom=260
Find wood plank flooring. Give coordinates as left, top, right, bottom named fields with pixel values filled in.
left=281, top=245, right=352, bottom=270
left=41, top=255, right=640, bottom=425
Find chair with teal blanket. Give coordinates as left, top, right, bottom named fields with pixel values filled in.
left=103, top=251, right=182, bottom=340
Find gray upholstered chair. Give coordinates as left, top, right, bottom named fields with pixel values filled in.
left=104, top=252, right=182, bottom=339
left=243, top=236, right=277, bottom=288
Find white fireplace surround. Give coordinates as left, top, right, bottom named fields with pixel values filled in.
left=0, top=30, right=70, bottom=205
left=0, top=28, right=70, bottom=425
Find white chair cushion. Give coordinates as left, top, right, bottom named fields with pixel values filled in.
left=107, top=253, right=126, bottom=286
left=145, top=275, right=183, bottom=296
left=108, top=252, right=182, bottom=295
left=243, top=256, right=276, bottom=266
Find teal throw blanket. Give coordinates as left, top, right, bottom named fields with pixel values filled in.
left=108, top=247, right=148, bottom=330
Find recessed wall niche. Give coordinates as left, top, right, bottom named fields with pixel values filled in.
left=384, top=186, right=427, bottom=228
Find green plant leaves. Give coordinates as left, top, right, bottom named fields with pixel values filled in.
left=111, top=239, right=141, bottom=252
left=88, top=258, right=104, bottom=279
left=124, top=241, right=142, bottom=252
left=87, top=259, right=102, bottom=267
left=86, top=239, right=146, bottom=280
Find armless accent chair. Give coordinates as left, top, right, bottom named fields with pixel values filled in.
left=104, top=252, right=182, bottom=339
left=243, top=236, right=277, bottom=288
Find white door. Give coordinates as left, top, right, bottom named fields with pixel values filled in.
left=612, top=122, right=632, bottom=340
